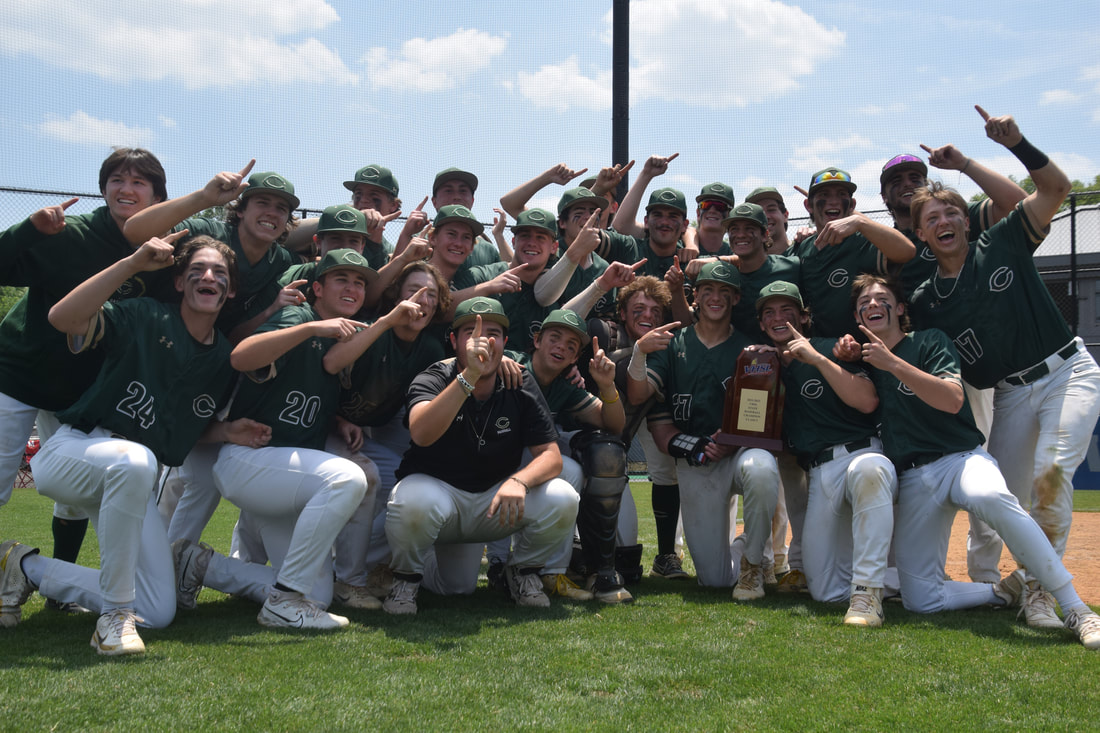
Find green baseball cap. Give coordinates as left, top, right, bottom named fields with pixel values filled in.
left=453, top=296, right=510, bottom=330
left=343, top=164, right=399, bottom=197
left=315, top=248, right=378, bottom=283
left=513, top=208, right=558, bottom=238
left=694, top=261, right=741, bottom=292
left=317, top=204, right=369, bottom=236
left=557, top=187, right=610, bottom=217
left=755, top=280, right=804, bottom=313
left=433, top=167, right=479, bottom=195
left=807, top=167, right=857, bottom=197
left=645, top=187, right=688, bottom=216
left=745, top=186, right=786, bottom=211
left=241, top=171, right=300, bottom=210
left=695, top=182, right=735, bottom=207
left=433, top=204, right=485, bottom=239
left=537, top=309, right=588, bottom=340
left=721, top=202, right=768, bottom=232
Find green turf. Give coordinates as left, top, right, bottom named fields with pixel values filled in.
left=2, top=485, right=1099, bottom=731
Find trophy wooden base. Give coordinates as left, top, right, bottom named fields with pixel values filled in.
left=714, top=431, right=784, bottom=451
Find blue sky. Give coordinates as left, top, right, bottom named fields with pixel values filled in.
left=2, top=0, right=1100, bottom=229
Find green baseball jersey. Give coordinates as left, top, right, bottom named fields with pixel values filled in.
left=516, top=352, right=599, bottom=433
left=277, top=260, right=317, bottom=290
left=56, top=298, right=235, bottom=466
left=779, top=337, right=877, bottom=464
left=337, top=327, right=445, bottom=427
left=227, top=304, right=339, bottom=451
left=894, top=200, right=992, bottom=297
left=908, top=205, right=1069, bottom=389
left=732, top=255, right=802, bottom=344
left=0, top=207, right=154, bottom=411
left=463, top=238, right=502, bottom=269
left=466, top=262, right=552, bottom=353
left=866, top=329, right=984, bottom=466
left=646, top=326, right=753, bottom=436
left=362, top=236, right=393, bottom=272
left=795, top=231, right=888, bottom=338
left=176, top=218, right=294, bottom=334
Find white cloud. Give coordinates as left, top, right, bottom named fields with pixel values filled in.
left=788, top=134, right=875, bottom=172
left=516, top=57, right=613, bottom=113
left=1040, top=90, right=1081, bottom=106
left=515, top=0, right=844, bottom=112
left=364, top=29, right=507, bottom=93
left=158, top=116, right=177, bottom=129
left=0, top=0, right=356, bottom=89
left=857, top=103, right=907, bottom=116
left=39, top=111, right=154, bottom=147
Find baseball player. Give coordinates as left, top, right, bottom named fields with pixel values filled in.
left=0, top=147, right=168, bottom=612
left=430, top=167, right=504, bottom=268
left=756, top=281, right=897, bottom=626
left=383, top=298, right=580, bottom=615
left=277, top=204, right=369, bottom=289
left=851, top=274, right=1100, bottom=649
left=172, top=249, right=377, bottom=630
left=744, top=187, right=792, bottom=255
left=423, top=204, right=486, bottom=289
left=564, top=273, right=684, bottom=581
left=627, top=262, right=779, bottom=597
left=794, top=167, right=915, bottom=338
left=907, top=110, right=1100, bottom=630
left=1, top=234, right=264, bottom=654
left=320, top=261, right=451, bottom=606
left=680, top=183, right=735, bottom=273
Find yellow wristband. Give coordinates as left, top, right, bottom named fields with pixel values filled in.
left=601, top=391, right=620, bottom=405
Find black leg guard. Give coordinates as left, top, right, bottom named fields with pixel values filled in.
left=651, top=483, right=680, bottom=556
left=52, top=515, right=88, bottom=564
left=571, top=431, right=627, bottom=576
left=615, top=543, right=644, bottom=585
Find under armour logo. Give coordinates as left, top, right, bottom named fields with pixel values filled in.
left=159, top=336, right=173, bottom=349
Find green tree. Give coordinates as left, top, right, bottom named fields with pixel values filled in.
left=0, top=286, right=25, bottom=322
left=971, top=173, right=1100, bottom=211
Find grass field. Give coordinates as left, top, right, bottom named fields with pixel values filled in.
left=3, top=485, right=1100, bottom=731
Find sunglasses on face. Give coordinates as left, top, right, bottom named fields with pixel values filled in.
left=697, top=200, right=730, bottom=214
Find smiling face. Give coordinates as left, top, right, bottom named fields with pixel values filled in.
left=696, top=199, right=730, bottom=235
left=915, top=197, right=970, bottom=262
left=397, top=269, right=439, bottom=332
left=693, top=281, right=739, bottom=323
left=533, top=325, right=584, bottom=375
left=560, top=201, right=603, bottom=244
left=854, top=281, right=903, bottom=338
left=104, top=168, right=161, bottom=227
left=727, top=220, right=767, bottom=259
left=806, top=184, right=855, bottom=230
left=452, top=320, right=507, bottom=376
left=316, top=231, right=367, bottom=257
left=758, top=297, right=807, bottom=345
left=176, top=246, right=235, bottom=315
left=430, top=222, right=476, bottom=269
left=881, top=168, right=927, bottom=221
left=312, top=269, right=367, bottom=318
left=238, top=193, right=290, bottom=244
left=620, top=291, right=663, bottom=342
left=512, top=227, right=556, bottom=269
left=757, top=198, right=788, bottom=241
left=644, top=206, right=687, bottom=250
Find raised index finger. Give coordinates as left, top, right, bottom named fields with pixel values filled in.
left=857, top=324, right=882, bottom=344
left=238, top=159, right=256, bottom=178
left=630, top=258, right=648, bottom=271
left=59, top=197, right=80, bottom=210
left=585, top=209, right=601, bottom=228
left=415, top=196, right=428, bottom=211
left=472, top=314, right=483, bottom=339
left=666, top=153, right=680, bottom=162
left=785, top=321, right=804, bottom=340
left=975, top=104, right=991, bottom=122
left=919, top=143, right=933, bottom=154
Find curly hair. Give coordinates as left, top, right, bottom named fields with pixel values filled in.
left=175, top=235, right=238, bottom=295
left=909, top=181, right=968, bottom=234
left=381, top=260, right=452, bottom=324
left=224, top=197, right=299, bottom=245
left=616, top=275, right=672, bottom=319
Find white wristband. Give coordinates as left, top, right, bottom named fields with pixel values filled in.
left=627, top=342, right=648, bottom=381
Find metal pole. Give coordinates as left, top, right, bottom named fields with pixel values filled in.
left=612, top=0, right=630, bottom=201
left=1070, top=193, right=1079, bottom=334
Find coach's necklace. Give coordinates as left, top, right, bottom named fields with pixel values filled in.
left=932, top=259, right=964, bottom=303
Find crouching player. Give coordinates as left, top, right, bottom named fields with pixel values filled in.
left=851, top=274, right=1100, bottom=648
left=172, top=250, right=376, bottom=630
left=1, top=234, right=266, bottom=654
left=383, top=298, right=579, bottom=615
left=756, top=282, right=897, bottom=626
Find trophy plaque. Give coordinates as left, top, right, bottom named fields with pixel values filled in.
left=716, top=348, right=784, bottom=450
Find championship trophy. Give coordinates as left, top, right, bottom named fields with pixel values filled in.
left=716, top=348, right=784, bottom=450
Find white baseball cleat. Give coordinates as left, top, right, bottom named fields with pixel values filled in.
left=732, top=557, right=765, bottom=601
left=844, top=587, right=885, bottom=627
left=91, top=609, right=145, bottom=656
left=333, top=581, right=383, bottom=611
left=258, top=589, right=349, bottom=629
left=507, top=566, right=551, bottom=608
left=1064, top=607, right=1100, bottom=650
left=1021, top=581, right=1063, bottom=629
left=382, top=579, right=420, bottom=615
left=0, top=540, right=38, bottom=629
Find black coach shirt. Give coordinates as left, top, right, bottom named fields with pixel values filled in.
left=397, top=358, right=559, bottom=493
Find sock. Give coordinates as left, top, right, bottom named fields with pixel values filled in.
left=52, top=516, right=88, bottom=564
left=1051, top=581, right=1085, bottom=616
left=651, top=483, right=680, bottom=556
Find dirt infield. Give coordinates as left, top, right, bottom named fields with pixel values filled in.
left=945, top=511, right=1100, bottom=604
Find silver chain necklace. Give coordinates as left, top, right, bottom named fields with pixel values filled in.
left=933, top=259, right=965, bottom=301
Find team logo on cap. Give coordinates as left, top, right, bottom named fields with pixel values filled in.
left=527, top=211, right=548, bottom=223
left=339, top=251, right=364, bottom=265
left=452, top=206, right=473, bottom=217
left=656, top=191, right=677, bottom=203
left=335, top=209, right=358, bottom=225
left=764, top=283, right=787, bottom=294
left=560, top=311, right=582, bottom=326
left=262, top=175, right=288, bottom=190
left=361, top=167, right=381, bottom=179
left=711, top=265, right=733, bottom=279
left=470, top=299, right=495, bottom=313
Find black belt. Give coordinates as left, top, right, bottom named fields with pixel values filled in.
left=808, top=438, right=873, bottom=469
left=1001, top=341, right=1079, bottom=387
left=899, top=452, right=946, bottom=471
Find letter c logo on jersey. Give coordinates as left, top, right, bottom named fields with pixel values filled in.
left=988, top=267, right=1013, bottom=292
left=896, top=382, right=915, bottom=396
left=827, top=268, right=850, bottom=289
left=800, top=379, right=824, bottom=400
left=919, top=246, right=937, bottom=262
left=193, top=394, right=217, bottom=419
